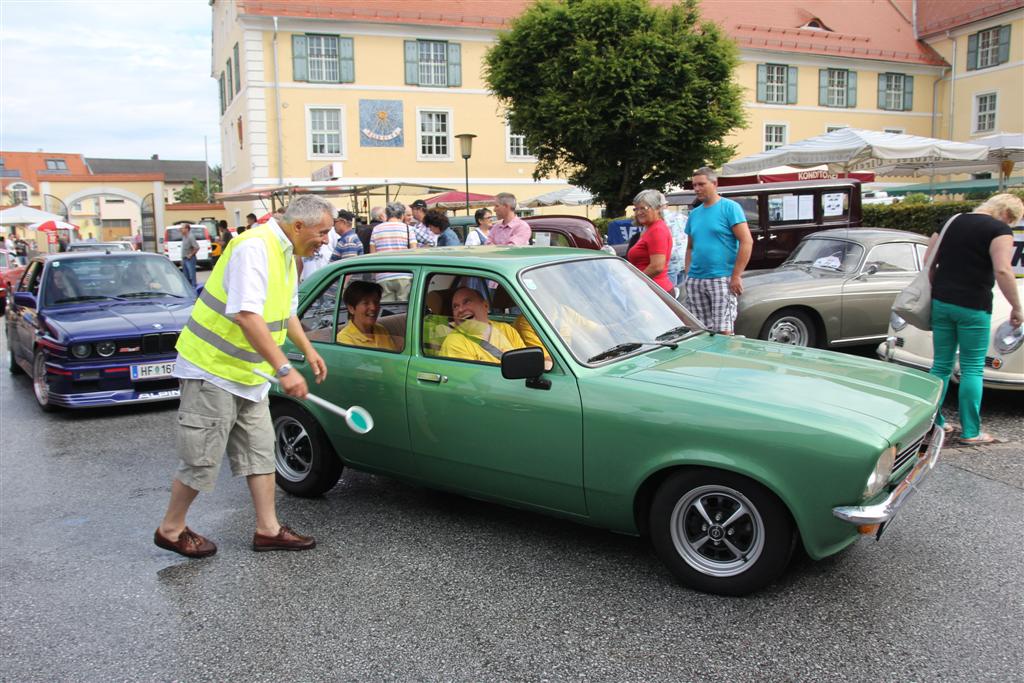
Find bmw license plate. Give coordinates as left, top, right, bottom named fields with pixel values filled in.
left=131, top=361, right=175, bottom=381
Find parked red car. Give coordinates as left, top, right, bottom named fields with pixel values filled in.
left=0, top=248, right=27, bottom=315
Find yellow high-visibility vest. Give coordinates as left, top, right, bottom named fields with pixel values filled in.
left=176, top=224, right=295, bottom=385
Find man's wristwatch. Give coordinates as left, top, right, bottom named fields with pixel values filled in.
left=275, top=363, right=293, bottom=378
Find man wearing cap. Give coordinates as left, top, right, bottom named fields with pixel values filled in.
left=410, top=199, right=437, bottom=248
left=330, top=209, right=364, bottom=261
left=154, top=194, right=332, bottom=559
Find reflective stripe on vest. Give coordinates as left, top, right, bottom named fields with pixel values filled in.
left=175, top=224, right=295, bottom=385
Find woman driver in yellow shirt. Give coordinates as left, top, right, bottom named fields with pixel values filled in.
left=336, top=280, right=399, bottom=351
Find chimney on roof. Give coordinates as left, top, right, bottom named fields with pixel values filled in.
left=151, top=154, right=159, bottom=160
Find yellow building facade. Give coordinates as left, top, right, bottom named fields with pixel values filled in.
left=211, top=0, right=1023, bottom=220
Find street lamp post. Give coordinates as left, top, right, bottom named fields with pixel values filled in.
left=455, top=133, right=476, bottom=216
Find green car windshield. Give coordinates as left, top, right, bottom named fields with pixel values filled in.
left=520, top=257, right=703, bottom=365
left=783, top=237, right=864, bottom=273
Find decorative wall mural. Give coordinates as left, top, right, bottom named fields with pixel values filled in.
left=359, top=99, right=404, bottom=147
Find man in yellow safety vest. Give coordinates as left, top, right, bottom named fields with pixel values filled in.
left=154, top=194, right=332, bottom=558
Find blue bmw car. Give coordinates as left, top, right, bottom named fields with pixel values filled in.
left=6, top=252, right=196, bottom=411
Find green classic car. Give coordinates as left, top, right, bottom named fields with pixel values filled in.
left=271, top=247, right=945, bottom=595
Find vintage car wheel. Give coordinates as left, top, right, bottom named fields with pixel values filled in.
left=760, top=309, right=817, bottom=347
left=271, top=402, right=343, bottom=497
left=650, top=469, right=795, bottom=596
left=32, top=351, right=57, bottom=412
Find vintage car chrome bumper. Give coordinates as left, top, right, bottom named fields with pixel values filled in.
left=833, top=424, right=944, bottom=526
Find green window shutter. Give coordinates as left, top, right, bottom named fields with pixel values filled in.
left=787, top=66, right=798, bottom=104
left=226, top=59, right=233, bottom=102
left=997, top=25, right=1011, bottom=64
left=292, top=35, right=308, bottom=81
left=903, top=75, right=914, bottom=111
left=233, top=43, right=241, bottom=94
left=846, top=70, right=857, bottom=108
left=966, top=32, right=978, bottom=71
left=404, top=40, right=419, bottom=85
left=756, top=64, right=767, bottom=102
left=446, top=42, right=462, bottom=87
left=339, top=37, right=354, bottom=82
left=218, top=73, right=225, bottom=115
left=818, top=69, right=828, bottom=106
left=877, top=73, right=887, bottom=110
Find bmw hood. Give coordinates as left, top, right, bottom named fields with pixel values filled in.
left=624, top=334, right=941, bottom=433
left=43, top=300, right=195, bottom=341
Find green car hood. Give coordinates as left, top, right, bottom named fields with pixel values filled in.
left=621, top=334, right=941, bottom=435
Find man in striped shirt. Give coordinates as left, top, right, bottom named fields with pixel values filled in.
left=329, top=209, right=363, bottom=261
left=369, top=201, right=416, bottom=301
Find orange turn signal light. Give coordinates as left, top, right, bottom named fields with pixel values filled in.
left=858, top=524, right=880, bottom=535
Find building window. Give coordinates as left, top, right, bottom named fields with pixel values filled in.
left=9, top=183, right=29, bottom=205
left=878, top=73, right=913, bottom=111
left=404, top=40, right=461, bottom=87
left=225, top=58, right=233, bottom=104
left=44, top=159, right=68, bottom=170
left=418, top=109, right=451, bottom=160
left=819, top=69, right=856, bottom=108
left=975, top=93, right=997, bottom=133
left=969, top=26, right=1011, bottom=70
left=764, top=124, right=787, bottom=151
left=308, top=107, right=344, bottom=157
left=292, top=34, right=354, bottom=84
left=505, top=122, right=534, bottom=161
left=757, top=64, right=796, bottom=104
left=72, top=201, right=82, bottom=211
left=233, top=43, right=241, bottom=94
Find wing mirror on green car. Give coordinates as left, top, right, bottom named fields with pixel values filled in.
left=501, top=347, right=550, bottom=390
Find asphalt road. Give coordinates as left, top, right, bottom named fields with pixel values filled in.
left=0, top=330, right=1021, bottom=681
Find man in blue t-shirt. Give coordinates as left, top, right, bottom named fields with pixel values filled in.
left=684, top=167, right=753, bottom=333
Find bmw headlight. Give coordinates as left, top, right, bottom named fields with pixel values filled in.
left=864, top=446, right=896, bottom=499
left=889, top=311, right=907, bottom=332
left=993, top=321, right=1023, bottom=355
left=96, top=341, right=116, bottom=357
left=70, top=343, right=91, bottom=359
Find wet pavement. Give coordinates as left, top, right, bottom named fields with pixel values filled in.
left=0, top=331, right=1021, bottom=681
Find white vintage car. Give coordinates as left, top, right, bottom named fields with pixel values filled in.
left=877, top=280, right=1024, bottom=391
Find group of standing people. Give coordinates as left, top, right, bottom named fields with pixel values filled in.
left=627, top=166, right=752, bottom=335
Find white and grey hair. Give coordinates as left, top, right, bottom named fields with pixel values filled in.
left=495, top=192, right=517, bottom=210
left=384, top=201, right=407, bottom=219
left=370, top=205, right=386, bottom=221
left=633, top=189, right=667, bottom=210
left=693, top=166, right=718, bottom=183
left=282, top=195, right=334, bottom=227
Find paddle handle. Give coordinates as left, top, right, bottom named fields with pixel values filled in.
left=253, top=368, right=350, bottom=419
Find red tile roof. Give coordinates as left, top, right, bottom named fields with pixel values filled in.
left=915, top=0, right=1024, bottom=38
left=237, top=0, right=946, bottom=65
left=0, top=151, right=91, bottom=192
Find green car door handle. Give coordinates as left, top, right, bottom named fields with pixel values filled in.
left=416, top=372, right=448, bottom=384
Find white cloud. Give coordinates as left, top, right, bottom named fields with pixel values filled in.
left=0, top=0, right=221, bottom=164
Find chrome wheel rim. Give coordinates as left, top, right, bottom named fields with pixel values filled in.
left=767, top=316, right=810, bottom=346
left=669, top=485, right=765, bottom=577
left=273, top=415, right=313, bottom=482
left=33, top=354, right=50, bottom=406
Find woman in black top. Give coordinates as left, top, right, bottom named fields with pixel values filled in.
left=926, top=193, right=1023, bottom=445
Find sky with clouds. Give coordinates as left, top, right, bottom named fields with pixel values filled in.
left=0, top=0, right=221, bottom=164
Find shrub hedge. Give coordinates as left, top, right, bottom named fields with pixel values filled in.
left=862, top=201, right=979, bottom=236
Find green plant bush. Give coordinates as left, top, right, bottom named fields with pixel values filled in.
left=592, top=217, right=611, bottom=237
left=901, top=192, right=931, bottom=205
left=862, top=201, right=979, bottom=235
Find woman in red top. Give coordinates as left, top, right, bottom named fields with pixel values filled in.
left=627, top=189, right=673, bottom=292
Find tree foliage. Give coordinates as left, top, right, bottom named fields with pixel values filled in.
left=173, top=171, right=222, bottom=204
left=485, top=0, right=746, bottom=216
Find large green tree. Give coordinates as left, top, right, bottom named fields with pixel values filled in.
left=173, top=165, right=222, bottom=203
left=485, top=0, right=745, bottom=216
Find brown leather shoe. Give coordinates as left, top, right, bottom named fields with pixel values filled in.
left=154, top=527, right=217, bottom=558
left=252, top=525, right=316, bottom=552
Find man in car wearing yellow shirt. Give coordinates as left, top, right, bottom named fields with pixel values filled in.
left=336, top=280, right=399, bottom=351
left=440, top=287, right=525, bottom=363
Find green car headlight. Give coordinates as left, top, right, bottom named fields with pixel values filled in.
left=96, top=341, right=116, bottom=357
left=993, top=321, right=1023, bottom=355
left=70, top=343, right=92, bottom=359
left=889, top=311, right=907, bottom=332
left=864, top=446, right=896, bottom=499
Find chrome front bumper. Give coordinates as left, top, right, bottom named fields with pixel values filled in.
left=833, top=424, right=944, bottom=526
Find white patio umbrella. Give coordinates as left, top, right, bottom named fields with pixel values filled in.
left=0, top=204, right=63, bottom=227
left=722, top=128, right=988, bottom=177
left=524, top=186, right=595, bottom=207
left=872, top=132, right=1023, bottom=188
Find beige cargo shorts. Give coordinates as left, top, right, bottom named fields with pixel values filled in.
left=175, top=378, right=276, bottom=492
